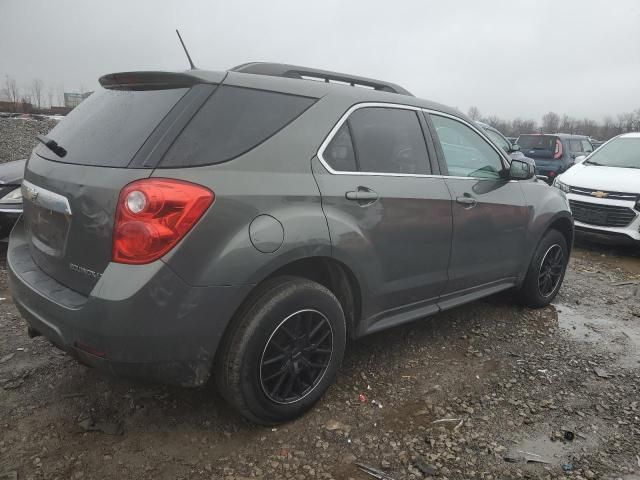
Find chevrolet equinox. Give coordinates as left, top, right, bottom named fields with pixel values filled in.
left=8, top=63, right=573, bottom=424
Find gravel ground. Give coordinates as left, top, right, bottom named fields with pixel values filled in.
left=0, top=119, right=639, bottom=479
left=0, top=118, right=59, bottom=164
left=1, top=243, right=639, bottom=480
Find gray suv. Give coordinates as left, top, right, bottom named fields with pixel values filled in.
left=8, top=63, right=573, bottom=424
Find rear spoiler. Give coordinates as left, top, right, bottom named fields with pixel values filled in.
left=99, top=71, right=208, bottom=90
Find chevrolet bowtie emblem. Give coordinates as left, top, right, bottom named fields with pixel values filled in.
left=590, top=191, right=608, bottom=199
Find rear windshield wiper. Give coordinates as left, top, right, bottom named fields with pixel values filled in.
left=36, top=135, right=67, bottom=158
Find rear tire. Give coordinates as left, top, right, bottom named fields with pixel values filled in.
left=215, top=276, right=346, bottom=425
left=518, top=229, right=569, bottom=308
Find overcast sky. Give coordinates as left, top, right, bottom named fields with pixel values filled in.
left=1, top=0, right=639, bottom=121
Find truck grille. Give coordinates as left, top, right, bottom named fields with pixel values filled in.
left=569, top=200, right=637, bottom=228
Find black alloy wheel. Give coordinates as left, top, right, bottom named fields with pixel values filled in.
left=259, top=309, right=333, bottom=404
left=538, top=244, right=564, bottom=297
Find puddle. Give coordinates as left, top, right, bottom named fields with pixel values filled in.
left=554, top=303, right=640, bottom=368
left=506, top=425, right=603, bottom=472
left=573, top=244, right=640, bottom=276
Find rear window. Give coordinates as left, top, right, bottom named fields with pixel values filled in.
left=37, top=88, right=188, bottom=167
left=517, top=135, right=557, bottom=150
left=159, top=86, right=316, bottom=167
left=569, top=139, right=584, bottom=152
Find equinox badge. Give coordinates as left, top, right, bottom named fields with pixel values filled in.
left=69, top=263, right=102, bottom=279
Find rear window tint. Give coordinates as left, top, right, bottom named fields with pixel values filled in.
left=517, top=135, right=557, bottom=150
left=160, top=86, right=316, bottom=167
left=37, top=88, right=188, bottom=167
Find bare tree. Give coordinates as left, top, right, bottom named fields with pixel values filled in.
left=2, top=75, right=20, bottom=112
left=47, top=86, right=55, bottom=108
left=559, top=115, right=575, bottom=134
left=541, top=112, right=560, bottom=133
left=511, top=118, right=538, bottom=136
left=467, top=106, right=481, bottom=121
left=617, top=112, right=635, bottom=133
left=30, top=78, right=44, bottom=111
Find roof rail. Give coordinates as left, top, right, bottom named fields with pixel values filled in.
left=230, top=62, right=413, bottom=96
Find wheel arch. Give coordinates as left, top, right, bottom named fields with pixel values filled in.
left=544, top=213, right=574, bottom=253
left=259, top=256, right=362, bottom=340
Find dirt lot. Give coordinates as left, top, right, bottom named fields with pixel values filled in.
left=0, top=238, right=638, bottom=480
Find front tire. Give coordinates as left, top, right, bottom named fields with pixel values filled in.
left=518, top=229, right=569, bottom=308
left=215, top=276, right=346, bottom=425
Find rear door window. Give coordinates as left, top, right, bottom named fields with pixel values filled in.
left=430, top=114, right=504, bottom=179
left=160, top=86, right=316, bottom=167
left=36, top=88, right=188, bottom=167
left=323, top=123, right=357, bottom=172
left=346, top=107, right=430, bottom=174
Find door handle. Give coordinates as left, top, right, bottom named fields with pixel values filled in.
left=456, top=196, right=477, bottom=208
left=345, top=187, right=379, bottom=202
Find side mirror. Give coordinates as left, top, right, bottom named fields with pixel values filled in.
left=574, top=155, right=586, bottom=164
left=509, top=143, right=520, bottom=153
left=509, top=158, right=535, bottom=180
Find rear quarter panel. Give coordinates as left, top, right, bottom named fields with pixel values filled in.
left=155, top=95, right=349, bottom=287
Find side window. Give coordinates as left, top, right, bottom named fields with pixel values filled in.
left=347, top=107, right=430, bottom=174
left=324, top=123, right=357, bottom=172
left=569, top=139, right=583, bottom=153
left=430, top=114, right=504, bottom=179
left=581, top=139, right=593, bottom=153
left=160, top=86, right=316, bottom=167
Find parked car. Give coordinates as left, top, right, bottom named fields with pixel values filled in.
left=554, top=133, right=640, bottom=245
left=517, top=133, right=594, bottom=183
left=476, top=121, right=534, bottom=163
left=0, top=159, right=25, bottom=240
left=8, top=63, right=573, bottom=424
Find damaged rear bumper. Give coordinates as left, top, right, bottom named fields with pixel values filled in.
left=8, top=218, right=252, bottom=386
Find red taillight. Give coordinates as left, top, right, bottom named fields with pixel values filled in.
left=112, top=178, right=214, bottom=264
left=553, top=139, right=563, bottom=159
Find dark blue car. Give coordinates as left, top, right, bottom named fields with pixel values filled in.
left=517, top=133, right=593, bottom=183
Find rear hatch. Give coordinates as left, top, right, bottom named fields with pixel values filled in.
left=517, top=134, right=561, bottom=160
left=22, top=72, right=214, bottom=295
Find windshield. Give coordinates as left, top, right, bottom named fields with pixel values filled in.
left=484, top=129, right=510, bottom=151
left=584, top=137, right=640, bottom=168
